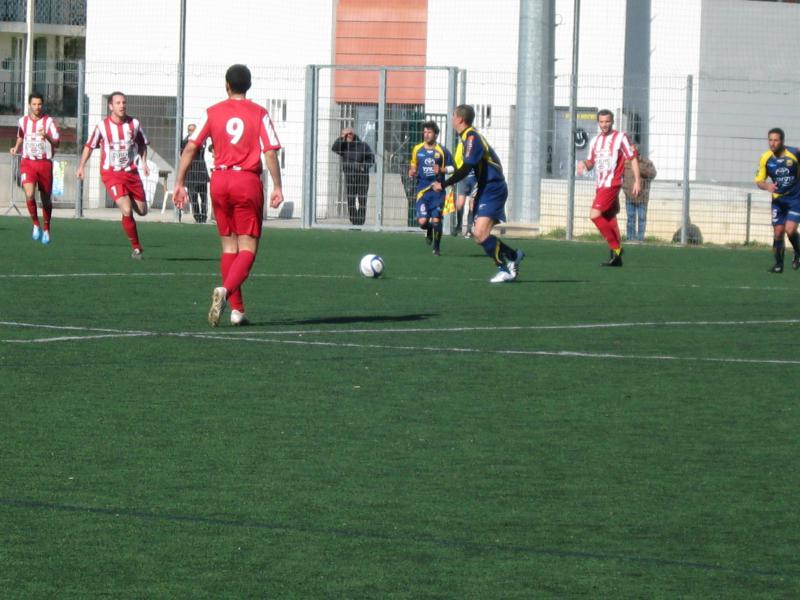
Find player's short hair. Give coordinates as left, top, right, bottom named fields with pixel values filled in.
left=28, top=92, right=43, bottom=103
left=108, top=91, right=126, bottom=105
left=226, top=64, right=252, bottom=94
left=768, top=127, right=785, bottom=142
left=597, top=109, right=614, bottom=121
left=422, top=120, right=439, bottom=136
left=455, top=104, right=475, bottom=126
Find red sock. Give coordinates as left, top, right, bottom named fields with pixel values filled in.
left=220, top=252, right=244, bottom=311
left=222, top=250, right=255, bottom=298
left=592, top=215, right=620, bottom=250
left=42, top=204, right=52, bottom=231
left=121, top=215, right=141, bottom=250
left=26, top=199, right=39, bottom=226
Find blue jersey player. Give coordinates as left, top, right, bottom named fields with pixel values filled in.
left=755, top=127, right=800, bottom=273
left=433, top=105, right=524, bottom=283
left=408, top=121, right=453, bottom=255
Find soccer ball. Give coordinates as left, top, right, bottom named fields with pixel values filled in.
left=359, top=254, right=384, bottom=278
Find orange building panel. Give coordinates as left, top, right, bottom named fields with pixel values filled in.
left=334, top=0, right=427, bottom=104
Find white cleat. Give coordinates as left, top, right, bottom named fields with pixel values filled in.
left=32, top=225, right=41, bottom=241
left=506, top=249, right=525, bottom=280
left=230, top=309, right=250, bottom=326
left=130, top=248, right=143, bottom=260
left=489, top=267, right=515, bottom=283
left=41, top=230, right=50, bottom=245
left=208, top=286, right=227, bottom=327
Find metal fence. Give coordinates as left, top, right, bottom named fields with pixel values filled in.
left=0, top=60, right=787, bottom=245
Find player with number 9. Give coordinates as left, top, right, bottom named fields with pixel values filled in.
left=174, top=64, right=283, bottom=326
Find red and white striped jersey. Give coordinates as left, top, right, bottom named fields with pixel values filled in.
left=85, top=116, right=149, bottom=173
left=588, top=130, right=637, bottom=188
left=190, top=98, right=280, bottom=174
left=17, top=114, right=59, bottom=160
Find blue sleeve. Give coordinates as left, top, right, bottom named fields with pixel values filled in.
left=461, top=132, right=484, bottom=167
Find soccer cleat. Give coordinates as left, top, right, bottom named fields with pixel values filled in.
left=792, top=254, right=800, bottom=271
left=230, top=309, right=250, bottom=326
left=432, top=247, right=441, bottom=256
left=130, top=248, right=143, bottom=260
left=768, top=263, right=784, bottom=274
left=208, top=286, right=227, bottom=327
left=506, top=249, right=525, bottom=279
left=32, top=225, right=41, bottom=241
left=601, top=250, right=623, bottom=267
left=41, top=230, right=50, bottom=245
left=489, top=267, right=514, bottom=283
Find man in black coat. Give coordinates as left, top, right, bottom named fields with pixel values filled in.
left=332, top=127, right=374, bottom=225
left=181, top=124, right=210, bottom=223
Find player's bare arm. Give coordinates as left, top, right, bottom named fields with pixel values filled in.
left=264, top=149, right=283, bottom=208
left=577, top=159, right=594, bottom=175
left=9, top=137, right=22, bottom=155
left=756, top=180, right=777, bottom=193
left=630, top=155, right=642, bottom=198
left=173, top=140, right=199, bottom=209
left=75, top=145, right=93, bottom=180
left=138, top=145, right=150, bottom=177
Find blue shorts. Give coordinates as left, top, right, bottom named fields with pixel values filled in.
left=771, top=195, right=800, bottom=226
left=415, top=189, right=445, bottom=220
left=474, top=181, right=508, bottom=223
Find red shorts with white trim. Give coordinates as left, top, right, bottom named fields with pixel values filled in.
left=210, top=170, right=264, bottom=238
left=102, top=170, right=146, bottom=203
left=20, top=158, right=53, bottom=195
left=592, top=186, right=621, bottom=216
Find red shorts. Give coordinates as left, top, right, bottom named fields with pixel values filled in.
left=102, top=170, right=146, bottom=203
left=592, top=186, right=621, bottom=216
left=210, top=170, right=265, bottom=238
left=20, top=158, right=53, bottom=195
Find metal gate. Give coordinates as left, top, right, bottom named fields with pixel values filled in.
left=302, top=65, right=461, bottom=230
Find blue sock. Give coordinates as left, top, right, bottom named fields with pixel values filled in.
left=480, top=236, right=503, bottom=266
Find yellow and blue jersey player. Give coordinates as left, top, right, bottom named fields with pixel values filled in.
left=408, top=121, right=453, bottom=255
left=755, top=127, right=800, bottom=273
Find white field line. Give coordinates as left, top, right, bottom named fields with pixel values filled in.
left=1, top=319, right=799, bottom=365
left=209, top=318, right=800, bottom=336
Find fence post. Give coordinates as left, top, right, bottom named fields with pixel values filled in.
left=745, top=192, right=752, bottom=245
left=75, top=59, right=85, bottom=218
left=681, top=74, right=693, bottom=245
left=445, top=67, right=458, bottom=235
left=301, top=65, right=317, bottom=229
left=375, top=68, right=387, bottom=228
left=566, top=0, right=581, bottom=241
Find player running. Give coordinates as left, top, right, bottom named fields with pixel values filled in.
left=174, top=64, right=283, bottom=327
left=754, top=127, right=800, bottom=273
left=577, top=109, right=640, bottom=267
left=10, top=92, right=60, bottom=244
left=433, top=105, right=524, bottom=283
left=408, top=121, right=453, bottom=255
left=76, top=91, right=150, bottom=259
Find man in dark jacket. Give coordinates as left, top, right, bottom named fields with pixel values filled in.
left=332, top=127, right=374, bottom=225
left=181, top=124, right=210, bottom=223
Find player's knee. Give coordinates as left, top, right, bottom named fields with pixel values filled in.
left=418, top=220, right=428, bottom=229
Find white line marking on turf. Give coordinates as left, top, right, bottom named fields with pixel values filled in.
left=2, top=319, right=799, bottom=366
left=209, top=318, right=800, bottom=336
left=6, top=333, right=155, bottom=344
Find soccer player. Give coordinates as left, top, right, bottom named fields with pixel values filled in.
left=10, top=92, right=60, bottom=244
left=173, top=64, right=283, bottom=327
left=577, top=109, right=640, bottom=267
left=76, top=91, right=150, bottom=259
left=408, top=121, right=453, bottom=255
left=754, top=128, right=800, bottom=273
left=433, top=105, right=524, bottom=283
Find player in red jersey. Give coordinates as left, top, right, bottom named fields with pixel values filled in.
left=174, top=64, right=283, bottom=327
left=76, top=91, right=150, bottom=259
left=10, top=92, right=60, bottom=244
left=577, top=109, right=641, bottom=267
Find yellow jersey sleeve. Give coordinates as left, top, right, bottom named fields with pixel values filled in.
left=754, top=151, right=771, bottom=183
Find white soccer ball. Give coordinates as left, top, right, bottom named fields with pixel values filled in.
left=359, top=254, right=385, bottom=278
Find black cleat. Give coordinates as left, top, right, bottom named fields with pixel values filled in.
left=432, top=248, right=441, bottom=256
left=601, top=250, right=623, bottom=267
left=792, top=254, right=800, bottom=271
left=768, top=263, right=784, bottom=274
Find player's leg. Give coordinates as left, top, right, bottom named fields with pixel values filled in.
left=770, top=202, right=787, bottom=273
left=37, top=161, right=54, bottom=244
left=429, top=195, right=444, bottom=255
left=785, top=199, right=800, bottom=270
left=590, top=188, right=623, bottom=266
left=20, top=163, right=41, bottom=239
left=114, top=194, right=144, bottom=257
left=431, top=217, right=443, bottom=255
left=416, top=198, right=432, bottom=245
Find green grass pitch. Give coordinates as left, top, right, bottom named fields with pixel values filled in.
left=1, top=215, right=798, bottom=598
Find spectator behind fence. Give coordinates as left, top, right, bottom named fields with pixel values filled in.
left=623, top=146, right=657, bottom=242
left=332, top=127, right=374, bottom=226
left=181, top=123, right=210, bottom=223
